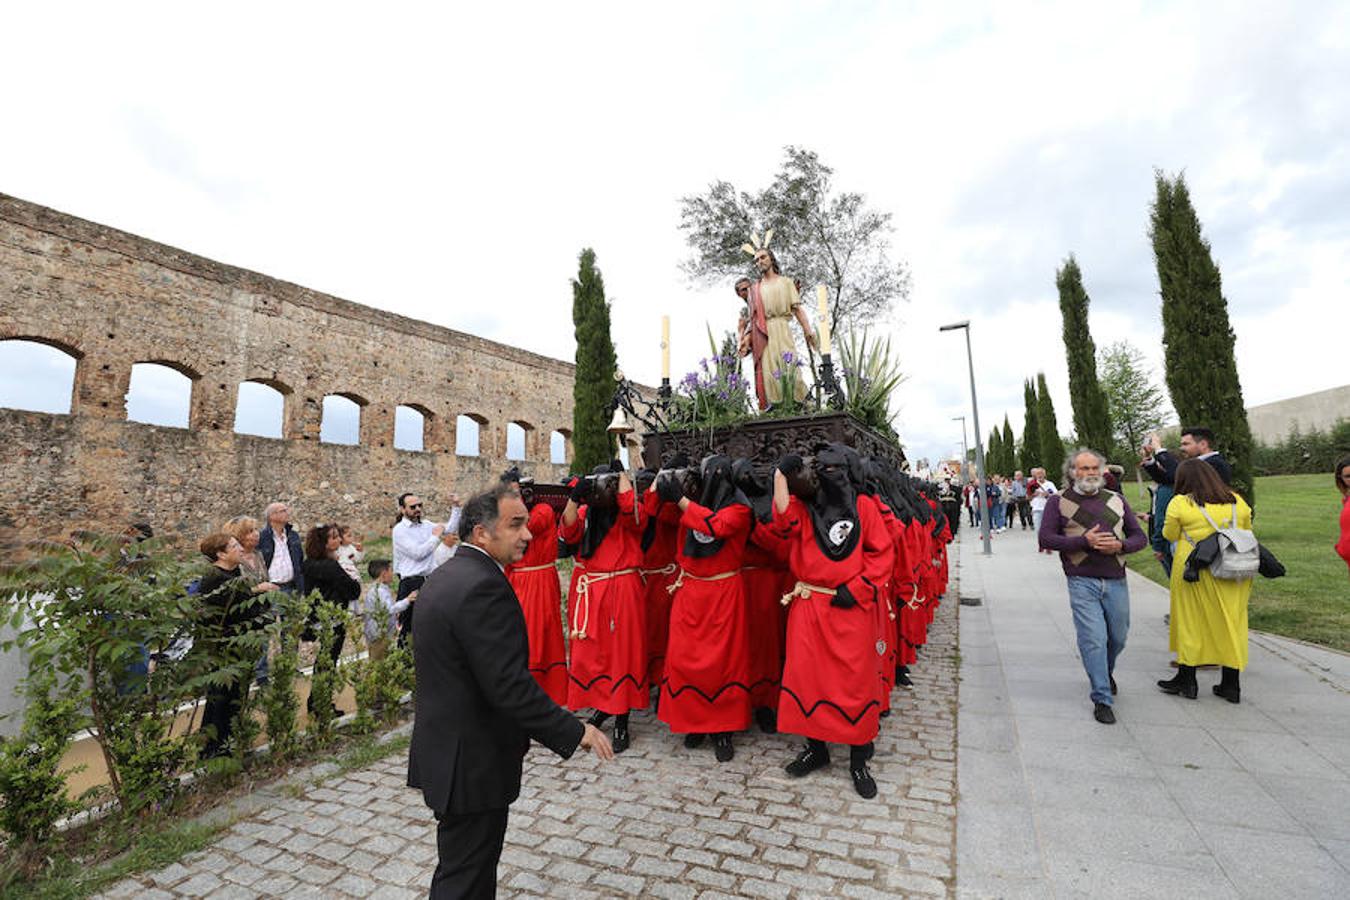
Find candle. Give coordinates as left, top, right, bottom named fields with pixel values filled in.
left=661, top=315, right=671, bottom=379
left=816, top=285, right=832, bottom=356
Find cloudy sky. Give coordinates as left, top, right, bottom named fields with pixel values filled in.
left=1, top=1, right=1345, bottom=465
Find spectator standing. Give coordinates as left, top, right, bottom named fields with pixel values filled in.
left=1142, top=427, right=1233, bottom=487
left=1010, top=471, right=1032, bottom=529
left=1038, top=450, right=1147, bottom=724
left=361, top=559, right=409, bottom=661
left=1337, top=456, right=1350, bottom=577
left=937, top=478, right=961, bottom=536
left=224, top=516, right=267, bottom=585
left=1029, top=467, right=1058, bottom=553
left=1157, top=459, right=1255, bottom=703
left=393, top=492, right=444, bottom=643
left=197, top=532, right=276, bottom=756
left=301, top=523, right=361, bottom=714
left=963, top=480, right=978, bottom=527
left=258, top=502, right=305, bottom=595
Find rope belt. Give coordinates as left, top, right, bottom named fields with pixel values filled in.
left=780, top=581, right=837, bottom=607
left=571, top=568, right=640, bottom=640
left=667, top=568, right=740, bottom=595
left=640, top=563, right=678, bottom=578
left=512, top=562, right=557, bottom=573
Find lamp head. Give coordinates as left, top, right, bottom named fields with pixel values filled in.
left=938, top=320, right=971, bottom=332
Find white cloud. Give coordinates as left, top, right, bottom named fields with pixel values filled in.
left=1, top=2, right=1344, bottom=467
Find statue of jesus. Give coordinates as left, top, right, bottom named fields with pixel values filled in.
left=737, top=234, right=817, bottom=411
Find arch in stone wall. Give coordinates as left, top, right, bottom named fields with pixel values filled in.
left=506, top=419, right=535, bottom=461
left=456, top=412, right=488, bottom=457
left=320, top=391, right=368, bottom=445
left=395, top=403, right=436, bottom=453
left=550, top=428, right=572, bottom=465
left=0, top=336, right=82, bottom=414
left=126, top=360, right=200, bottom=429
left=234, top=378, right=292, bottom=439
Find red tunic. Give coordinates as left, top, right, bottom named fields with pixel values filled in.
left=895, top=518, right=923, bottom=665
left=640, top=490, right=681, bottom=686
left=873, top=503, right=901, bottom=710
left=559, top=489, right=649, bottom=714
left=742, top=524, right=791, bottom=709
left=506, top=502, right=567, bottom=705
left=772, top=494, right=895, bottom=744
left=659, top=500, right=753, bottom=734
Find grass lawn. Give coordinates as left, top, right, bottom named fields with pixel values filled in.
left=1119, top=474, right=1349, bottom=653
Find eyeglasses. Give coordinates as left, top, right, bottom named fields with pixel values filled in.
left=406, top=503, right=423, bottom=510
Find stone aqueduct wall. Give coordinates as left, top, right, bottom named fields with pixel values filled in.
left=0, top=193, right=580, bottom=545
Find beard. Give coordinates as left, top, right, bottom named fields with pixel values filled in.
left=1074, top=475, right=1104, bottom=495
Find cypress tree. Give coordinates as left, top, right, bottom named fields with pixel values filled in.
left=571, top=248, right=618, bottom=473
left=987, top=428, right=1003, bottom=476
left=1149, top=172, right=1255, bottom=506
left=1036, top=372, right=1064, bottom=474
left=1020, top=379, right=1040, bottom=471
left=1055, top=255, right=1113, bottom=453
left=1002, top=416, right=1016, bottom=474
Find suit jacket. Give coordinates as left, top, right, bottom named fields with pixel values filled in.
left=407, top=545, right=584, bottom=816
left=257, top=525, right=305, bottom=594
left=1141, top=449, right=1231, bottom=487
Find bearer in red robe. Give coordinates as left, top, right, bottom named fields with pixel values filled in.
left=772, top=444, right=895, bottom=799
left=501, top=471, right=568, bottom=705
left=636, top=467, right=681, bottom=695
left=559, top=465, right=648, bottom=752
left=733, top=458, right=792, bottom=734
left=656, top=455, right=753, bottom=762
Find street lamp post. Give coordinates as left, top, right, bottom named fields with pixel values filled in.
left=940, top=320, right=992, bottom=556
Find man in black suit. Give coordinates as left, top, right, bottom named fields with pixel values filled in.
left=408, top=483, right=613, bottom=898
left=1141, top=426, right=1232, bottom=487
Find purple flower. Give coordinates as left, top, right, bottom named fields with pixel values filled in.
left=782, top=350, right=795, bottom=364
left=772, top=368, right=783, bottom=379
left=718, top=391, right=729, bottom=400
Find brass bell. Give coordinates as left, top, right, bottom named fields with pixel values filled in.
left=606, top=407, right=634, bottom=436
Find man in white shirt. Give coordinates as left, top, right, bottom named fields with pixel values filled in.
left=1029, top=467, right=1058, bottom=553
left=393, top=492, right=443, bottom=644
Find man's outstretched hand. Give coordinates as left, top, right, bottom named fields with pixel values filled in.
left=579, top=723, right=615, bottom=761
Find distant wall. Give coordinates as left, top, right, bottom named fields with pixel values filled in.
left=1247, top=385, right=1350, bottom=444
left=0, top=193, right=579, bottom=545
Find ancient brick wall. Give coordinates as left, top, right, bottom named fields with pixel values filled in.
left=0, top=193, right=581, bottom=545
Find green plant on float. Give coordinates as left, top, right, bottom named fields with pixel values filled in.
left=838, top=329, right=905, bottom=442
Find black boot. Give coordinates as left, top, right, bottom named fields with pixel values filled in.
left=785, top=739, right=830, bottom=777
left=1158, top=665, right=1198, bottom=699
left=588, top=710, right=611, bottom=727
left=896, top=665, right=913, bottom=688
left=612, top=713, right=630, bottom=753
left=754, top=706, right=777, bottom=734
left=1213, top=667, right=1241, bottom=704
left=683, top=732, right=705, bottom=749
left=849, top=743, right=877, bottom=799
left=712, top=732, right=734, bottom=763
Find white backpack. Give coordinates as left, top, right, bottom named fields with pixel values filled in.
left=1198, top=503, right=1259, bottom=581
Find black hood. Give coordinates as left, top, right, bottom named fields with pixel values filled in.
left=579, top=464, right=619, bottom=559
left=684, top=454, right=749, bottom=559
left=732, top=458, right=773, bottom=525
left=808, top=443, right=862, bottom=561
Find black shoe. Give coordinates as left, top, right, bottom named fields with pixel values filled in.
left=850, top=765, right=878, bottom=799
left=1093, top=702, right=1116, bottom=725
left=754, top=706, right=777, bottom=734
left=588, top=710, right=611, bottom=728
left=785, top=744, right=831, bottom=778
left=1158, top=665, right=1198, bottom=699
left=683, top=733, right=705, bottom=749
left=896, top=666, right=914, bottom=688
left=713, top=733, right=734, bottom=763
left=612, top=720, right=630, bottom=754
left=1212, top=684, right=1241, bottom=704
left=1110, top=676, right=1118, bottom=695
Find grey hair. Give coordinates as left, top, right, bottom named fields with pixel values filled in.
left=1063, top=447, right=1107, bottom=487
left=263, top=501, right=287, bottom=522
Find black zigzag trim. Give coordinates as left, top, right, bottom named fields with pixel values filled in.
left=568, top=671, right=648, bottom=695
left=529, top=661, right=568, bottom=675
left=779, top=685, right=880, bottom=725
left=746, top=676, right=781, bottom=690
left=659, top=678, right=752, bottom=704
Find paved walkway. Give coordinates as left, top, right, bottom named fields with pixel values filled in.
left=955, top=526, right=1350, bottom=899
left=100, top=583, right=960, bottom=898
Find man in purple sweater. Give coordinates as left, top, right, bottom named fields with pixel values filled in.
left=1039, top=449, right=1148, bottom=724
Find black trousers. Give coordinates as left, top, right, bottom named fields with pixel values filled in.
left=432, top=807, right=509, bottom=899
left=201, top=681, right=245, bottom=758
left=1014, top=498, right=1033, bottom=528
left=396, top=575, right=426, bottom=646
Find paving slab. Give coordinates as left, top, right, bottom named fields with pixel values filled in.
left=956, top=526, right=1350, bottom=899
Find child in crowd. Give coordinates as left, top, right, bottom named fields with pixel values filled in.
left=337, top=525, right=364, bottom=584
left=362, top=559, right=410, bottom=660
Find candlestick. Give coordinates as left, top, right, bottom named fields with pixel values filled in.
left=661, top=315, right=671, bottom=379
left=815, top=285, right=832, bottom=357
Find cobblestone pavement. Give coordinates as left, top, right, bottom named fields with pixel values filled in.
left=100, top=582, right=959, bottom=899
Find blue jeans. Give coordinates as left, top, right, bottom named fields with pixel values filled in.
left=1066, top=575, right=1130, bottom=706
left=992, top=504, right=1007, bottom=529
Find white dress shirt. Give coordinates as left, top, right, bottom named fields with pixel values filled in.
left=392, top=517, right=441, bottom=578
left=267, top=528, right=295, bottom=584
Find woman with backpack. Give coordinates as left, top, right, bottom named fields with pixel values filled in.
left=1156, top=459, right=1255, bottom=703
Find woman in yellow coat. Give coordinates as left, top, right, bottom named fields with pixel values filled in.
left=1157, top=459, right=1254, bottom=703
